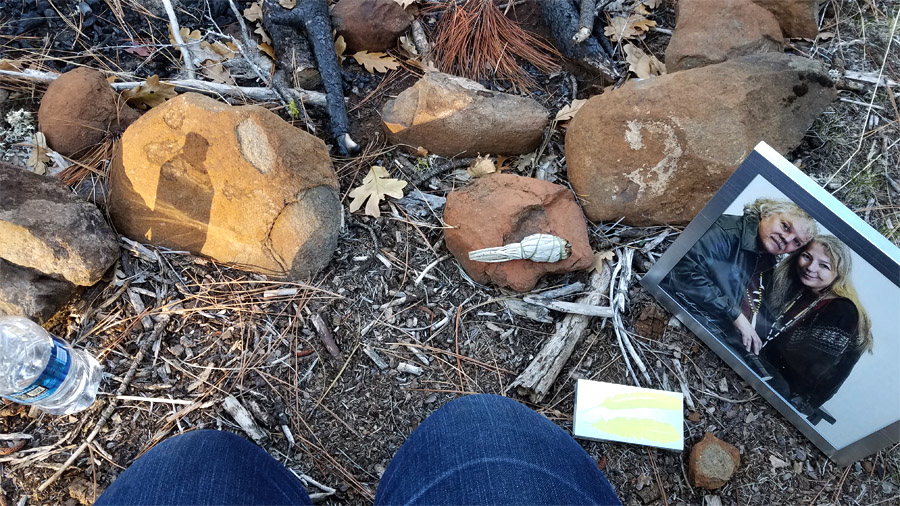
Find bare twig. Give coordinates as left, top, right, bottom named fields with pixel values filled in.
left=0, top=69, right=327, bottom=107
left=161, top=0, right=196, bottom=79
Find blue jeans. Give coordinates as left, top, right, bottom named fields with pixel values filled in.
left=96, top=394, right=621, bottom=505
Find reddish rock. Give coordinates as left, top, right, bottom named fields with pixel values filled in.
left=688, top=433, right=741, bottom=489
left=752, top=0, right=820, bottom=39
left=666, top=0, right=783, bottom=72
left=38, top=67, right=140, bottom=156
left=109, top=93, right=341, bottom=280
left=565, top=54, right=836, bottom=226
left=443, top=174, right=592, bottom=292
left=634, top=303, right=668, bottom=339
left=332, top=0, right=411, bottom=52
left=382, top=72, right=549, bottom=157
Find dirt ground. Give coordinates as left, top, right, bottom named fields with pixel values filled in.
left=1, top=1, right=898, bottom=505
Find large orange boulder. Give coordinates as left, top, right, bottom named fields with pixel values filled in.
left=444, top=174, right=593, bottom=292
left=38, top=67, right=140, bottom=156
left=565, top=54, right=835, bottom=226
left=108, top=93, right=341, bottom=279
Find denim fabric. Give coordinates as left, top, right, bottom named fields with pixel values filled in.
left=94, top=430, right=312, bottom=505
left=95, top=395, right=621, bottom=505
left=375, top=394, right=622, bottom=505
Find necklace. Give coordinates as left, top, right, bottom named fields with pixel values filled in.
left=746, top=272, right=764, bottom=327
left=763, top=291, right=827, bottom=345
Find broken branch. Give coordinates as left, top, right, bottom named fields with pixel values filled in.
left=510, top=264, right=613, bottom=402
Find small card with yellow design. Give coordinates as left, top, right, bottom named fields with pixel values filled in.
left=573, top=379, right=684, bottom=451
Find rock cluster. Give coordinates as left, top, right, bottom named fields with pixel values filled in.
left=566, top=54, right=836, bottom=225
left=381, top=72, right=549, bottom=157
left=38, top=67, right=140, bottom=156
left=0, top=162, right=118, bottom=321
left=444, top=174, right=593, bottom=292
left=108, top=93, right=341, bottom=280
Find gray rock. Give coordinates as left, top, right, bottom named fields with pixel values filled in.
left=566, top=54, right=836, bottom=226
left=381, top=72, right=549, bottom=157
left=0, top=162, right=119, bottom=286
left=0, top=258, right=76, bottom=323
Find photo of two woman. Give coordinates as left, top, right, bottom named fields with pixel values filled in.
left=660, top=197, right=872, bottom=426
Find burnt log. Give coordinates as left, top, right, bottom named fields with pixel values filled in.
left=265, top=0, right=358, bottom=155
left=537, top=0, right=618, bottom=80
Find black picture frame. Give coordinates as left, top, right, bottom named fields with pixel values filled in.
left=641, top=142, right=900, bottom=465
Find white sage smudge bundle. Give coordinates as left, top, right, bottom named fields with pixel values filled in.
left=468, top=234, right=571, bottom=263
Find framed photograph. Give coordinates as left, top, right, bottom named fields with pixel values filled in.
left=641, top=142, right=900, bottom=465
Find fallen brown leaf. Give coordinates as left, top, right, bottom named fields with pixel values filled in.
left=122, top=75, right=178, bottom=109
left=352, top=51, right=400, bottom=73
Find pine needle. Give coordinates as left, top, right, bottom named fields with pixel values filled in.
left=431, top=0, right=559, bottom=89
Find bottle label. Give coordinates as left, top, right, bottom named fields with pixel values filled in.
left=6, top=336, right=71, bottom=403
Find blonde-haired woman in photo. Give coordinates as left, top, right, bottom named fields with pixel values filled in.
left=759, top=235, right=873, bottom=417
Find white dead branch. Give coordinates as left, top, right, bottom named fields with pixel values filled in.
left=0, top=69, right=327, bottom=107
left=161, top=0, right=196, bottom=79
left=522, top=294, right=614, bottom=318
left=363, top=345, right=389, bottom=370
left=223, top=395, right=268, bottom=444
left=397, top=362, right=423, bottom=376
left=509, top=263, right=613, bottom=402
left=610, top=248, right=651, bottom=386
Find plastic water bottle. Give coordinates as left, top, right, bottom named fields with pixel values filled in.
left=0, top=316, right=102, bottom=415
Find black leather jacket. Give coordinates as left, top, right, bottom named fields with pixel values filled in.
left=661, top=214, right=775, bottom=342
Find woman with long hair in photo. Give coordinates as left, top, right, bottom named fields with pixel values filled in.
left=758, top=235, right=873, bottom=419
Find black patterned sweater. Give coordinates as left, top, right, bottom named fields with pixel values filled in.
left=760, top=297, right=863, bottom=409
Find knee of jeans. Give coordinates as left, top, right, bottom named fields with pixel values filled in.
left=157, top=430, right=248, bottom=455
left=440, top=394, right=529, bottom=420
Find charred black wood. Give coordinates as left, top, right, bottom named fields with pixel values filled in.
left=537, top=0, right=618, bottom=80
left=261, top=2, right=320, bottom=89
left=265, top=0, right=359, bottom=156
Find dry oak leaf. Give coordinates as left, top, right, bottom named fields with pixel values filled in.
left=590, top=249, right=615, bottom=274
left=352, top=51, right=400, bottom=73
left=243, top=2, right=262, bottom=22
left=278, top=0, right=296, bottom=8
left=26, top=132, right=50, bottom=175
left=466, top=156, right=497, bottom=178
left=122, top=75, right=178, bottom=109
left=624, top=43, right=665, bottom=78
left=334, top=35, right=347, bottom=63
left=259, top=42, right=276, bottom=60
left=349, top=165, right=407, bottom=218
left=398, top=34, right=418, bottom=56
left=604, top=15, right=656, bottom=41
left=555, top=99, right=587, bottom=121
left=642, top=0, right=662, bottom=8
left=393, top=0, right=417, bottom=7
left=200, top=62, right=237, bottom=86
left=255, top=23, right=272, bottom=45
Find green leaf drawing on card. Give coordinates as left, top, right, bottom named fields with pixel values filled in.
left=592, top=417, right=681, bottom=444
left=598, top=392, right=681, bottom=411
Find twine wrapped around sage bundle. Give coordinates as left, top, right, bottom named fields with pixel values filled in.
left=468, top=234, right=571, bottom=263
